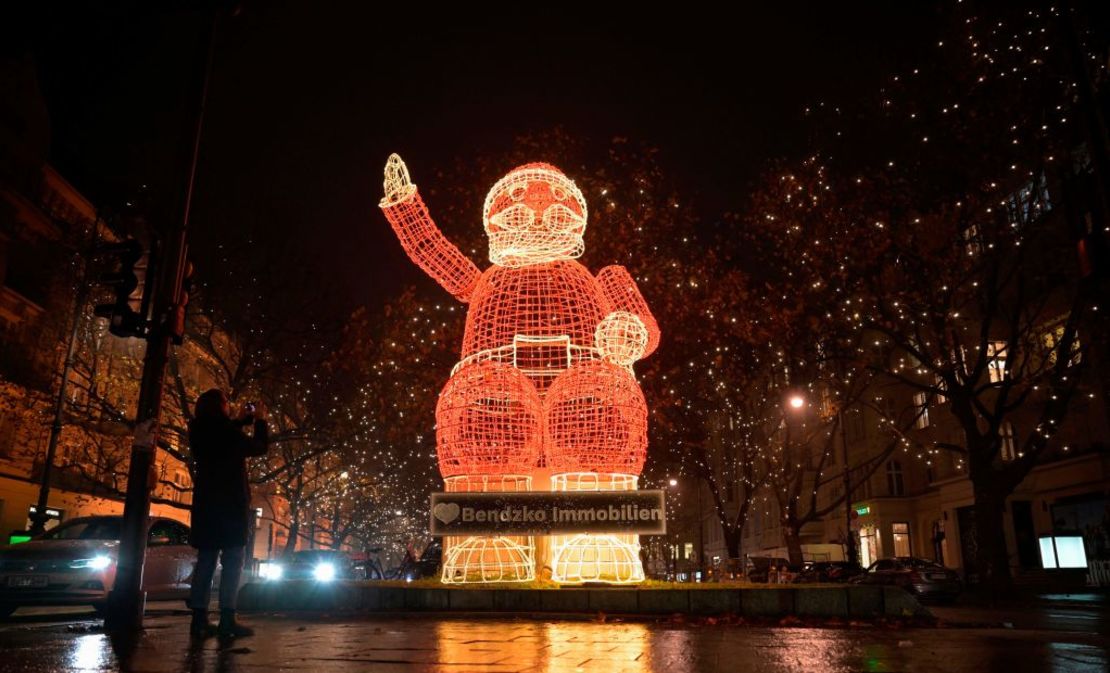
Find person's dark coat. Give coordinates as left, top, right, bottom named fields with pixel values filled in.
left=188, top=416, right=269, bottom=549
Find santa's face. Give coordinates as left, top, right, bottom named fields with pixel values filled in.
left=483, top=164, right=587, bottom=267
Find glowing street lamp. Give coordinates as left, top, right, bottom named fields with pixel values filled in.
left=789, top=395, right=805, bottom=410
left=668, top=478, right=678, bottom=487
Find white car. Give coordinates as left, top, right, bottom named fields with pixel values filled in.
left=0, top=515, right=197, bottom=617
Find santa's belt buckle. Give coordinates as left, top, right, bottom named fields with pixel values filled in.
left=512, top=334, right=572, bottom=375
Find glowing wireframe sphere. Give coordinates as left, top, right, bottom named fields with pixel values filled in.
left=440, top=535, right=535, bottom=584
left=482, top=163, right=587, bottom=267
left=595, top=311, right=649, bottom=366
left=545, top=360, right=648, bottom=475
left=551, top=533, right=645, bottom=584
left=436, top=361, right=542, bottom=477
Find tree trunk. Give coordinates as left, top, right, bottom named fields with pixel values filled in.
left=723, top=528, right=741, bottom=560
left=972, top=485, right=1013, bottom=591
left=722, top=528, right=743, bottom=578
left=783, top=521, right=804, bottom=567
left=283, top=504, right=301, bottom=555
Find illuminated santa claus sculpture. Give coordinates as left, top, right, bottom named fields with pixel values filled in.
left=380, top=155, right=659, bottom=584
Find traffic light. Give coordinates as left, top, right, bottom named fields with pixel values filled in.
left=93, top=239, right=147, bottom=338
left=170, top=260, right=194, bottom=345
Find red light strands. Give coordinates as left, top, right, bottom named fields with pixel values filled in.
left=380, top=154, right=482, bottom=302
left=380, top=154, right=659, bottom=583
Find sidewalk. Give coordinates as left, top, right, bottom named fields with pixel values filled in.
left=2, top=612, right=1108, bottom=673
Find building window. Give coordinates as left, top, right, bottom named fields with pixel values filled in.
left=0, top=416, right=18, bottom=459
left=962, top=224, right=982, bottom=257
left=892, top=522, right=912, bottom=557
left=1043, top=324, right=1081, bottom=368
left=849, top=411, right=866, bottom=440
left=852, top=467, right=873, bottom=500
left=934, top=375, right=948, bottom=405
left=880, top=396, right=898, bottom=423
left=987, top=341, right=1008, bottom=383
left=1000, top=422, right=1017, bottom=461
left=171, top=471, right=189, bottom=503
left=859, top=526, right=879, bottom=568
left=913, top=392, right=929, bottom=429
left=886, top=460, right=905, bottom=496
left=1006, top=173, right=1051, bottom=227
left=684, top=542, right=694, bottom=560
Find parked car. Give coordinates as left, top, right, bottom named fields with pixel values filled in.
left=0, top=516, right=196, bottom=617
left=261, top=550, right=358, bottom=582
left=852, top=557, right=961, bottom=601
left=745, top=556, right=796, bottom=583
left=792, top=561, right=865, bottom=584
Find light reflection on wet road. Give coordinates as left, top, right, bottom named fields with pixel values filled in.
left=0, top=614, right=1107, bottom=673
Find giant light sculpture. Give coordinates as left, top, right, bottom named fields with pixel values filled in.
left=379, top=155, right=659, bottom=584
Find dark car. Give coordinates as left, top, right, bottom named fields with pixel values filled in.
left=852, top=557, right=961, bottom=601
left=745, top=556, right=797, bottom=583
left=263, top=550, right=357, bottom=582
left=793, top=561, right=865, bottom=584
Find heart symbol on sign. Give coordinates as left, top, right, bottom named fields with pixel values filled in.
left=433, top=502, right=460, bottom=525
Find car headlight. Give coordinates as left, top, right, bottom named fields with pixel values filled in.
left=70, top=555, right=113, bottom=570
left=259, top=563, right=283, bottom=580
left=313, top=562, right=336, bottom=581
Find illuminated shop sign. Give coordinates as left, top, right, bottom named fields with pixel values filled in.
left=429, top=490, right=667, bottom=536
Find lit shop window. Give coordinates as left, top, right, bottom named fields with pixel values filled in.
left=892, top=522, right=911, bottom=557
left=987, top=341, right=1008, bottom=383
left=1000, top=422, right=1017, bottom=461
left=913, top=392, right=929, bottom=429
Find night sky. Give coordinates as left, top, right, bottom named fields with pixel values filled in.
left=24, top=3, right=937, bottom=313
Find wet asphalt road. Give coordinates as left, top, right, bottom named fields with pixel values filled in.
left=0, top=610, right=1108, bottom=673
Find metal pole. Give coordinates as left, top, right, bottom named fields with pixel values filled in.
left=29, top=224, right=100, bottom=536
left=696, top=481, right=705, bottom=579
left=104, top=10, right=216, bottom=632
left=840, top=409, right=857, bottom=566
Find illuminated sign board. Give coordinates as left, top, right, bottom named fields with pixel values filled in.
left=855, top=505, right=871, bottom=516
left=429, top=490, right=667, bottom=536
left=1039, top=535, right=1087, bottom=569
